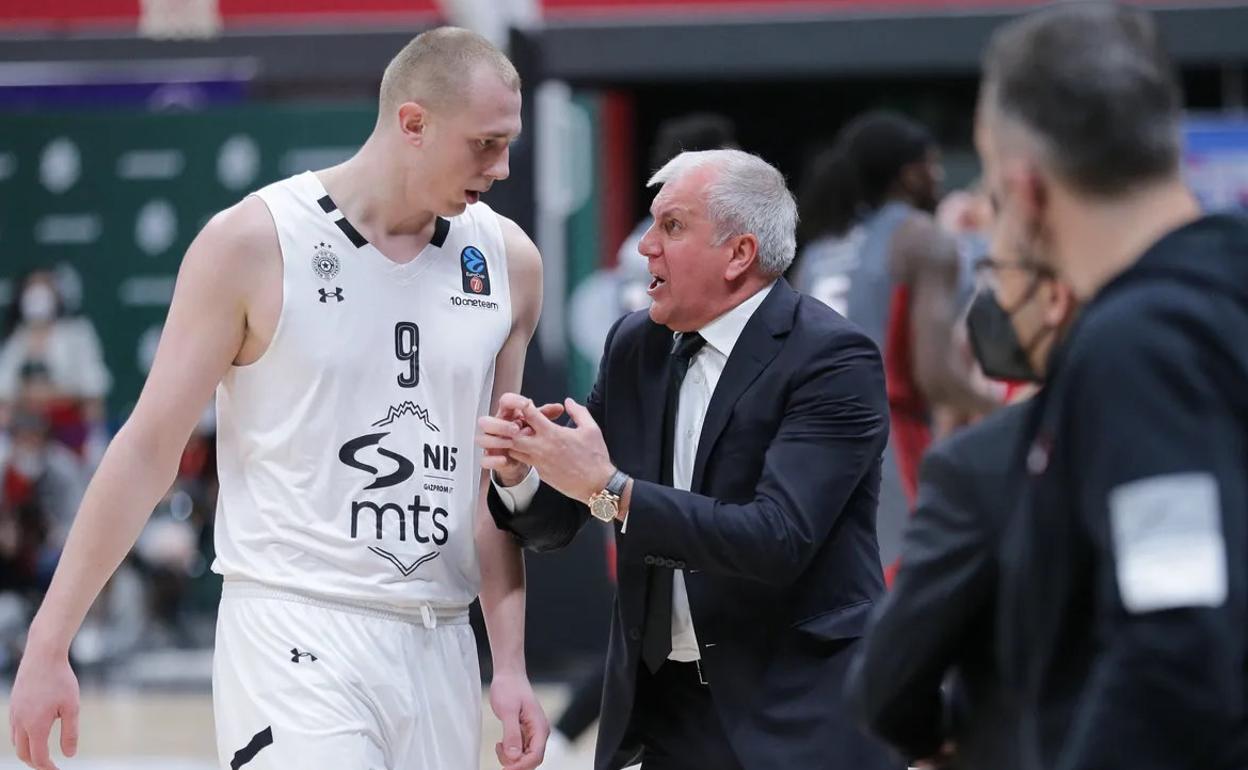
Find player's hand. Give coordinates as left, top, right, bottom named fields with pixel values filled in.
left=9, top=647, right=80, bottom=770
left=509, top=398, right=614, bottom=503
left=489, top=671, right=549, bottom=770
left=478, top=393, right=564, bottom=487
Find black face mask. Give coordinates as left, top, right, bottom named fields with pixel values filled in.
left=965, top=282, right=1048, bottom=382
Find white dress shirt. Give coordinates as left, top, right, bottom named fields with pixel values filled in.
left=494, top=282, right=777, bottom=663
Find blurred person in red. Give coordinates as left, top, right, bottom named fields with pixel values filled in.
left=0, top=409, right=87, bottom=673
left=2, top=410, right=87, bottom=571
left=792, top=113, right=999, bottom=576
left=0, top=271, right=111, bottom=454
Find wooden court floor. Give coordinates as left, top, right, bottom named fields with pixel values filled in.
left=1, top=686, right=595, bottom=770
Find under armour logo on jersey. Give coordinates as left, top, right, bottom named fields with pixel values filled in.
left=318, top=287, right=344, bottom=303
left=290, top=648, right=318, bottom=663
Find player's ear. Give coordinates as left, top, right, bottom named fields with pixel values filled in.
left=398, top=102, right=429, bottom=146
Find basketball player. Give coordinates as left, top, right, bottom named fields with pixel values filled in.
left=793, top=112, right=999, bottom=576
left=9, top=28, right=549, bottom=770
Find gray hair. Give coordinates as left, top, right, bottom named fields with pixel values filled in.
left=648, top=149, right=798, bottom=276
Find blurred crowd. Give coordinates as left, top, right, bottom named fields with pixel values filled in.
left=0, top=269, right=220, bottom=676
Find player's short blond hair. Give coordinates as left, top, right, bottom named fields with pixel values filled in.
left=379, top=27, right=520, bottom=116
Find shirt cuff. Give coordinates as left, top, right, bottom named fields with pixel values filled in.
left=491, top=466, right=540, bottom=513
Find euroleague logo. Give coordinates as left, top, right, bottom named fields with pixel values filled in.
left=460, top=246, right=491, bottom=296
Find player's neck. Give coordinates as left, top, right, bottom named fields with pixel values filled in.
left=318, top=143, right=439, bottom=238
left=1054, top=178, right=1200, bottom=300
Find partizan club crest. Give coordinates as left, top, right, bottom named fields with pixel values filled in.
left=312, top=242, right=341, bottom=281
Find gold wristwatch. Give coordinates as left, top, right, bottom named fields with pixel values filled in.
left=588, top=469, right=630, bottom=522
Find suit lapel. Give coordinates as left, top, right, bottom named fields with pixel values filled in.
left=690, top=281, right=798, bottom=493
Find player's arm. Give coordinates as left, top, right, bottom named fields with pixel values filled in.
left=896, top=215, right=998, bottom=417
left=9, top=197, right=276, bottom=770
left=474, top=215, right=549, bottom=770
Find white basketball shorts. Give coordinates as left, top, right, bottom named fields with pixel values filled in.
left=212, top=580, right=481, bottom=770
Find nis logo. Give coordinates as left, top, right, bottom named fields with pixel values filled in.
left=337, top=432, right=458, bottom=545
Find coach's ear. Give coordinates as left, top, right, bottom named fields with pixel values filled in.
left=397, top=102, right=430, bottom=147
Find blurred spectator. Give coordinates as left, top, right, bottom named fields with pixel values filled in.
left=1, top=410, right=86, bottom=571
left=0, top=270, right=112, bottom=456
left=0, top=497, right=45, bottom=673
left=0, top=409, right=87, bottom=672
left=0, top=499, right=47, bottom=595
left=0, top=402, right=218, bottom=672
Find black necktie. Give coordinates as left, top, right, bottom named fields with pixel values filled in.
left=642, top=331, right=706, bottom=673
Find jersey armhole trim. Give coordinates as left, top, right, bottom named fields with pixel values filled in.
left=231, top=192, right=290, bottom=371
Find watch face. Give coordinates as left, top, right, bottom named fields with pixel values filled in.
left=589, top=497, right=616, bottom=522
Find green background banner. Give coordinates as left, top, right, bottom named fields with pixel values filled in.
left=0, top=105, right=377, bottom=416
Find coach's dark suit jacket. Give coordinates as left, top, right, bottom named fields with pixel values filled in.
left=846, top=402, right=1032, bottom=770
left=489, top=280, right=901, bottom=770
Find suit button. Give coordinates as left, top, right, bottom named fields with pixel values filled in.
left=676, top=561, right=686, bottom=569
left=643, top=556, right=655, bottom=565
left=629, top=627, right=641, bottom=641
left=665, top=559, right=677, bottom=568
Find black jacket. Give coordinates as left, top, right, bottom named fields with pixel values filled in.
left=999, top=214, right=1248, bottom=770
left=848, top=401, right=1032, bottom=770
left=490, top=280, right=900, bottom=770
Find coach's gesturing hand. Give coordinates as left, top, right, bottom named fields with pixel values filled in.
left=508, top=398, right=615, bottom=504
left=478, top=393, right=565, bottom=488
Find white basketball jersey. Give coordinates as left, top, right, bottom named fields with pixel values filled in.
left=211, top=171, right=512, bottom=610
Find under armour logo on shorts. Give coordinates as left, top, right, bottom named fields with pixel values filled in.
left=290, top=648, right=318, bottom=663
left=319, top=287, right=344, bottom=303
